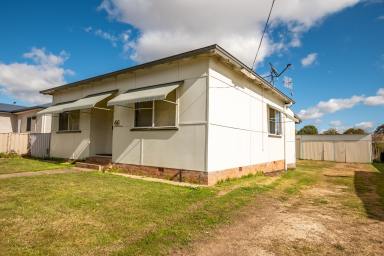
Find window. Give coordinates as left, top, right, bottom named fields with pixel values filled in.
left=269, top=107, right=282, bottom=135
left=59, top=110, right=80, bottom=131
left=26, top=117, right=32, bottom=132
left=134, top=90, right=177, bottom=128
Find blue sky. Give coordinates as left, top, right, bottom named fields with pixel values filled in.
left=0, top=0, right=383, bottom=132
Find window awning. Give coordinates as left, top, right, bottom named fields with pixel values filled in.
left=107, top=82, right=180, bottom=106
left=37, top=92, right=112, bottom=115
left=37, top=101, right=76, bottom=115
left=61, top=93, right=112, bottom=112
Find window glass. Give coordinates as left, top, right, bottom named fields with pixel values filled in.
left=69, top=111, right=80, bottom=130
left=154, top=90, right=176, bottom=127
left=59, top=110, right=80, bottom=131
left=134, top=90, right=177, bottom=128
left=269, top=107, right=282, bottom=135
left=275, top=111, right=281, bottom=134
left=26, top=117, right=32, bottom=132
left=269, top=108, right=276, bottom=134
left=135, top=101, right=153, bottom=127
left=59, top=112, right=69, bottom=131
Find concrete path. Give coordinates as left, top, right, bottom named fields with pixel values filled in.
left=0, top=168, right=95, bottom=180
left=109, top=172, right=206, bottom=188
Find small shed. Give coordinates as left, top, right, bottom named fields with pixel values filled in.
left=296, top=134, right=372, bottom=163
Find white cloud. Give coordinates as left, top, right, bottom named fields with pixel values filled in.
left=301, top=53, right=318, bottom=67
left=364, top=88, right=384, bottom=106
left=377, top=15, right=384, bottom=20
left=354, top=121, right=374, bottom=130
left=298, top=88, right=384, bottom=120
left=84, top=26, right=132, bottom=47
left=98, top=0, right=359, bottom=65
left=330, top=120, right=343, bottom=127
left=0, top=48, right=72, bottom=104
left=298, top=95, right=364, bottom=120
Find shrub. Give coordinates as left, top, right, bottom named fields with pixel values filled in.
left=0, top=151, right=20, bottom=159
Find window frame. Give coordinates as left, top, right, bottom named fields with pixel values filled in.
left=268, top=106, right=282, bottom=136
left=58, top=110, right=80, bottom=132
left=133, top=89, right=178, bottom=129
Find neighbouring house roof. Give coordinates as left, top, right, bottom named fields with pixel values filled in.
left=0, top=103, right=51, bottom=114
left=0, top=103, right=26, bottom=113
left=40, top=44, right=295, bottom=104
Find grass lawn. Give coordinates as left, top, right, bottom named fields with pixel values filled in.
left=0, top=160, right=382, bottom=255
left=0, top=157, right=73, bottom=175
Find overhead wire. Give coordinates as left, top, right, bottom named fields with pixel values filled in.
left=251, top=0, right=276, bottom=71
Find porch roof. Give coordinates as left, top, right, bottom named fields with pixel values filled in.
left=38, top=92, right=112, bottom=115
left=107, top=82, right=181, bottom=106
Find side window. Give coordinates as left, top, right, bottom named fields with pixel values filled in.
left=268, top=107, right=282, bottom=135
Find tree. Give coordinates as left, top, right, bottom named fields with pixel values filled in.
left=343, top=128, right=366, bottom=135
left=323, top=128, right=339, bottom=135
left=297, top=125, right=318, bottom=135
left=374, top=124, right=384, bottom=135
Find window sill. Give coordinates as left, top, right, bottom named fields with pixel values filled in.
left=268, top=134, right=282, bottom=138
left=130, top=127, right=178, bottom=131
left=56, top=130, right=82, bottom=134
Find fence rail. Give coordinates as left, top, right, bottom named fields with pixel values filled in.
left=0, top=133, right=51, bottom=158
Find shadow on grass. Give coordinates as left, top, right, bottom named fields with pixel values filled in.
left=22, top=156, right=73, bottom=164
left=354, top=163, right=384, bottom=221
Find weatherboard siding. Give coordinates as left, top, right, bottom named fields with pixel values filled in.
left=207, top=58, right=296, bottom=172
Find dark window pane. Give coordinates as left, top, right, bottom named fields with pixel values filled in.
left=59, top=111, right=80, bottom=131
left=135, top=101, right=153, bottom=127
left=59, top=112, right=68, bottom=131
left=26, top=117, right=31, bottom=132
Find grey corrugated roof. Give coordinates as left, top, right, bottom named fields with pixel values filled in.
left=0, top=103, right=26, bottom=113
left=0, top=103, right=52, bottom=113
left=13, top=103, right=52, bottom=113
left=40, top=44, right=295, bottom=104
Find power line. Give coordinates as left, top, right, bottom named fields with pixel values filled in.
left=251, top=0, right=276, bottom=71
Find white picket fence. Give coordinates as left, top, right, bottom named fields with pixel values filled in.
left=0, top=133, right=51, bottom=158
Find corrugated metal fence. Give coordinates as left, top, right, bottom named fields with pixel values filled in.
left=296, top=135, right=372, bottom=163
left=0, top=133, right=51, bottom=158
left=29, top=133, right=51, bottom=158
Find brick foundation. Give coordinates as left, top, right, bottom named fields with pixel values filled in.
left=112, top=163, right=208, bottom=184
left=207, top=160, right=285, bottom=185
left=112, top=160, right=287, bottom=185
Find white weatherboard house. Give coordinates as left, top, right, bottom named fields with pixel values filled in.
left=0, top=103, right=52, bottom=134
left=39, top=45, right=298, bottom=185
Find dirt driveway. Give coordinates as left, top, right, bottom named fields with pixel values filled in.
left=175, top=162, right=384, bottom=256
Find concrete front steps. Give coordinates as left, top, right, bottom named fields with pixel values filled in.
left=75, top=155, right=112, bottom=171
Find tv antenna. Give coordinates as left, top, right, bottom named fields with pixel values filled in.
left=264, top=63, right=292, bottom=86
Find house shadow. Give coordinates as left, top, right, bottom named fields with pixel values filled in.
left=354, top=163, right=384, bottom=221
